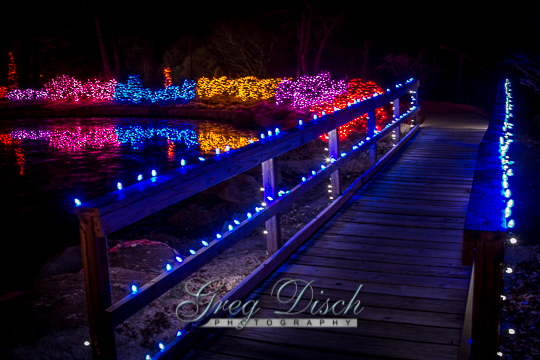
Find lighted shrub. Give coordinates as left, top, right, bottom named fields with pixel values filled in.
left=275, top=71, right=347, bottom=110
left=197, top=76, right=283, bottom=101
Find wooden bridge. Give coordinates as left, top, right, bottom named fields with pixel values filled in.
left=75, top=79, right=512, bottom=360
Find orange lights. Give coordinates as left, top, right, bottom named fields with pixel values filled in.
left=164, top=68, right=173, bottom=88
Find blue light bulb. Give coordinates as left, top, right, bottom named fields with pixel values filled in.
left=233, top=220, right=240, bottom=225
left=189, top=249, right=196, bottom=255
left=74, top=198, right=81, bottom=206
left=302, top=177, right=307, bottom=182
left=312, top=170, right=316, bottom=176
left=117, top=182, right=123, bottom=190
left=202, top=240, right=208, bottom=246
left=159, top=343, right=165, bottom=351
left=198, top=157, right=205, bottom=161
left=299, top=120, right=303, bottom=125
left=165, top=264, right=172, bottom=271
left=181, top=159, right=186, bottom=166
left=508, top=219, right=515, bottom=228
left=216, top=234, right=222, bottom=239
left=151, top=170, right=157, bottom=177
left=131, top=284, right=138, bottom=293
left=176, top=331, right=182, bottom=337
left=175, top=256, right=183, bottom=263
left=228, top=224, right=233, bottom=231
left=247, top=212, right=252, bottom=219
left=137, top=174, right=143, bottom=181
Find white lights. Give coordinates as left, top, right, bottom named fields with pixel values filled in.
left=508, top=329, right=515, bottom=335
left=509, top=238, right=517, bottom=244
left=506, top=267, right=513, bottom=274
left=84, top=341, right=90, bottom=346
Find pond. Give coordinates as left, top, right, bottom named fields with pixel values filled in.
left=0, top=117, right=258, bottom=289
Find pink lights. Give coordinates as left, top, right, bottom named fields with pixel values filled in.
left=6, top=75, right=117, bottom=102
left=275, top=71, right=347, bottom=110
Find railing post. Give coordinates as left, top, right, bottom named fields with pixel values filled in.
left=262, top=158, right=281, bottom=255
left=328, top=129, right=341, bottom=196
left=368, top=110, right=376, bottom=166
left=411, top=84, right=419, bottom=126
left=392, top=98, right=400, bottom=146
left=76, top=208, right=117, bottom=360
left=463, top=231, right=505, bottom=359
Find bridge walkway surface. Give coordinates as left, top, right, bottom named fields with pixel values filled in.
left=181, top=102, right=489, bottom=360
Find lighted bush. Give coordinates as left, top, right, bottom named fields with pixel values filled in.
left=197, top=76, right=283, bottom=101
left=114, top=75, right=195, bottom=104
left=311, top=79, right=389, bottom=140
left=43, top=75, right=84, bottom=101
left=0, top=86, right=7, bottom=98
left=82, top=79, right=118, bottom=101
left=275, top=71, right=347, bottom=110
left=6, top=88, right=48, bottom=101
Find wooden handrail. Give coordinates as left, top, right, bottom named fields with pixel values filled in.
left=74, top=80, right=420, bottom=360
left=76, top=83, right=418, bottom=235
left=462, top=78, right=513, bottom=359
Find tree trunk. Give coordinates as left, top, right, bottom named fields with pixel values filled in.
left=302, top=13, right=312, bottom=76
left=111, top=31, right=121, bottom=81
left=313, top=8, right=345, bottom=75
left=297, top=6, right=306, bottom=77
left=93, top=15, right=111, bottom=78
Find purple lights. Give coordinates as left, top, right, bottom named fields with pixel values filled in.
left=275, top=71, right=347, bottom=110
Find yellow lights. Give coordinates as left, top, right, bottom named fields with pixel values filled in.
left=197, top=76, right=285, bottom=101
left=197, top=131, right=257, bottom=153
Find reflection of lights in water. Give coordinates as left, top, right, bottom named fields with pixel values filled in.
left=197, top=131, right=257, bottom=153
left=167, top=139, right=175, bottom=159
left=115, top=126, right=198, bottom=149
left=0, top=133, right=25, bottom=174
left=11, top=127, right=119, bottom=150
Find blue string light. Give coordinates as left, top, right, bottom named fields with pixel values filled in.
left=74, top=198, right=81, bottom=206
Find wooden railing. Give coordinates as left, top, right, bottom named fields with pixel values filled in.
left=74, top=80, right=420, bottom=360
left=462, top=78, right=514, bottom=359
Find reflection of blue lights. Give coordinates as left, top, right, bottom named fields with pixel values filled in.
left=115, top=126, right=198, bottom=148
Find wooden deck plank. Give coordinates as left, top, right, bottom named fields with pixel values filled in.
left=181, top=127, right=479, bottom=360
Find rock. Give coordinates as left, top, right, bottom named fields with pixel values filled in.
left=202, top=174, right=260, bottom=204
left=36, top=246, right=83, bottom=282
left=108, top=242, right=178, bottom=274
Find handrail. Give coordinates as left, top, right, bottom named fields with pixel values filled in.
left=462, top=78, right=514, bottom=359
left=77, top=83, right=417, bottom=235
left=74, top=79, right=420, bottom=360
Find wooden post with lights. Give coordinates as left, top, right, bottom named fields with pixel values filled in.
left=75, top=207, right=117, bottom=360
left=411, top=84, right=419, bottom=126
left=462, top=78, right=509, bottom=359
left=262, top=158, right=282, bottom=255
left=328, top=129, right=341, bottom=197
left=393, top=98, right=400, bottom=146
left=368, top=110, right=377, bottom=166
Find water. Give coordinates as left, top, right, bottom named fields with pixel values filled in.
left=0, top=117, right=258, bottom=289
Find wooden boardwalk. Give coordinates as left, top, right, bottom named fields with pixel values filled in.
left=182, top=127, right=486, bottom=360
